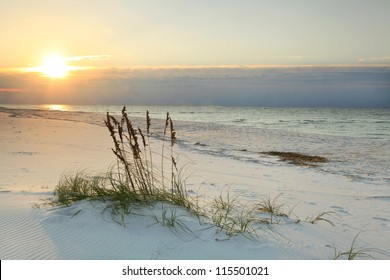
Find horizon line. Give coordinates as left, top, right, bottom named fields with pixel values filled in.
left=1, top=63, right=390, bottom=73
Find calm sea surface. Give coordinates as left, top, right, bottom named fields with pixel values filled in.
left=1, top=104, right=389, bottom=186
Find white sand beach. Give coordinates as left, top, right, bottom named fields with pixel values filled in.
left=0, top=108, right=389, bottom=260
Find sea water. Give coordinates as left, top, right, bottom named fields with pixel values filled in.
left=1, top=104, right=389, bottom=186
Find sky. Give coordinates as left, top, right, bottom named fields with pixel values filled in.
left=0, top=0, right=389, bottom=107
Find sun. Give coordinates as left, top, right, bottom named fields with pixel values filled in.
left=39, top=54, right=69, bottom=78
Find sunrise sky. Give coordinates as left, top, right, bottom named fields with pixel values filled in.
left=1, top=0, right=389, bottom=107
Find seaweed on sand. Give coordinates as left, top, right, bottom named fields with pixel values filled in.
left=262, top=151, right=329, bottom=166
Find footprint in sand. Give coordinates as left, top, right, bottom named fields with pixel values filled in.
left=367, top=196, right=390, bottom=202
left=373, top=217, right=389, bottom=222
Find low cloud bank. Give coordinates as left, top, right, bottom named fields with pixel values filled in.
left=1, top=67, right=389, bottom=107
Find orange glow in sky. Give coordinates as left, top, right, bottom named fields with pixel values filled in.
left=0, top=1, right=389, bottom=107
left=1, top=1, right=389, bottom=70
left=23, top=53, right=85, bottom=78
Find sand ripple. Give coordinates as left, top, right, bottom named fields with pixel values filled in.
left=0, top=193, right=57, bottom=259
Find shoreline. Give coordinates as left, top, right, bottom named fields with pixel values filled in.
left=1, top=109, right=389, bottom=259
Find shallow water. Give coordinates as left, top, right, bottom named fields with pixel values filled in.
left=2, top=104, right=390, bottom=139
left=1, top=105, right=389, bottom=186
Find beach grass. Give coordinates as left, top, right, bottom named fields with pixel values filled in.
left=306, top=211, right=339, bottom=226
left=54, top=171, right=103, bottom=206
left=256, top=194, right=289, bottom=224
left=333, top=233, right=388, bottom=260
left=52, top=107, right=202, bottom=226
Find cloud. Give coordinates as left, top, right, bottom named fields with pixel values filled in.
left=0, top=66, right=389, bottom=107
left=65, top=55, right=112, bottom=62
left=358, top=56, right=390, bottom=62
left=0, top=88, right=24, bottom=93
left=272, top=55, right=306, bottom=60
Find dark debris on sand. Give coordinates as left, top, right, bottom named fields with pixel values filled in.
left=262, top=151, right=329, bottom=166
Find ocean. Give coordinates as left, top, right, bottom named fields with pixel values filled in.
left=1, top=104, right=389, bottom=187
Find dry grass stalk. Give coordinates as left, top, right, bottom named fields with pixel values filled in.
left=104, top=106, right=185, bottom=202
left=105, top=112, right=136, bottom=191
left=161, top=112, right=171, bottom=188
left=146, top=110, right=151, bottom=135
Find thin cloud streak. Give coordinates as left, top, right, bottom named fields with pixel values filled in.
left=358, top=56, right=390, bottom=62
left=0, top=88, right=24, bottom=93
left=65, top=55, right=112, bottom=62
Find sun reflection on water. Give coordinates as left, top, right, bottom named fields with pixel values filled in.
left=44, top=104, right=69, bottom=111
